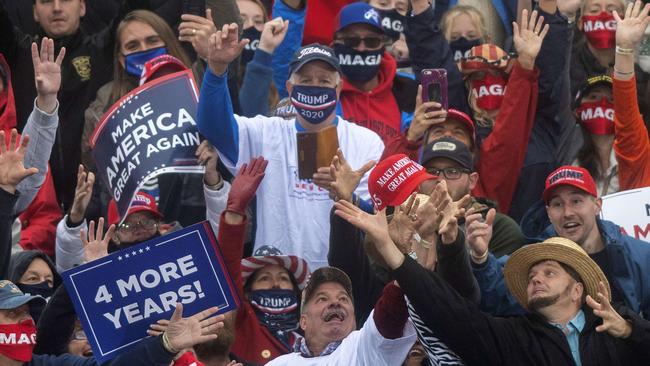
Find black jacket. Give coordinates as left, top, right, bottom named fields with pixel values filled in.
left=0, top=187, right=18, bottom=279
left=392, top=252, right=650, bottom=365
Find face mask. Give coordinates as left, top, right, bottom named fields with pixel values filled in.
left=333, top=43, right=383, bottom=83
left=0, top=319, right=37, bottom=362
left=376, top=8, right=406, bottom=41
left=125, top=47, right=168, bottom=77
left=450, top=37, right=482, bottom=62
left=241, top=27, right=262, bottom=66
left=290, top=85, right=338, bottom=124
left=576, top=98, right=615, bottom=135
left=470, top=73, right=506, bottom=111
left=249, top=289, right=299, bottom=346
left=581, top=12, right=617, bottom=49
left=18, top=282, right=53, bottom=324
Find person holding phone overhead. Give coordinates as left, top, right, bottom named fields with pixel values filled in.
left=196, top=24, right=383, bottom=272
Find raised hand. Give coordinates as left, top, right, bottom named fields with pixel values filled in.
left=512, top=9, right=549, bottom=70
left=0, top=129, right=38, bottom=194
left=226, top=157, right=268, bottom=216
left=465, top=208, right=495, bottom=264
left=415, top=180, right=470, bottom=240
left=328, top=149, right=376, bottom=202
left=165, top=303, right=224, bottom=352
left=407, top=85, right=448, bottom=142
left=258, top=18, right=290, bottom=54
left=586, top=282, right=632, bottom=339
left=207, top=23, right=249, bottom=75
left=179, top=8, right=218, bottom=60
left=614, top=1, right=650, bottom=49
left=31, top=37, right=65, bottom=113
left=81, top=217, right=115, bottom=263
left=69, top=165, right=95, bottom=224
left=196, top=140, right=221, bottom=186
left=388, top=192, right=420, bottom=253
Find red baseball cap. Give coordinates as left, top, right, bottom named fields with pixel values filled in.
left=107, top=192, right=164, bottom=226
left=445, top=108, right=476, bottom=143
left=369, top=154, right=437, bottom=210
left=139, top=54, right=188, bottom=86
left=542, top=166, right=598, bottom=203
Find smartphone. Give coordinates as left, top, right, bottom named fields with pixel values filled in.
left=182, top=0, right=206, bottom=16
left=420, top=69, right=448, bottom=111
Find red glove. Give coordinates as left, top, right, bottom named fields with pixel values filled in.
left=226, top=156, right=268, bottom=216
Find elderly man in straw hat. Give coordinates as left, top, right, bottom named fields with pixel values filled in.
left=333, top=190, right=650, bottom=365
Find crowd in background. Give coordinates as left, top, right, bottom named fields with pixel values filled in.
left=1, top=0, right=650, bottom=365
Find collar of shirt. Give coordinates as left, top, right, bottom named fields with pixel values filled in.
left=550, top=310, right=586, bottom=366
left=293, top=335, right=342, bottom=358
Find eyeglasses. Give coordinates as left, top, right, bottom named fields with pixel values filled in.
left=73, top=330, right=87, bottom=341
left=335, top=36, right=385, bottom=49
left=118, top=219, right=158, bottom=234
left=427, top=167, right=470, bottom=180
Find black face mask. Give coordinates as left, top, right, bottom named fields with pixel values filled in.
left=18, top=282, right=53, bottom=324
left=449, top=37, right=482, bottom=62
left=333, top=43, right=383, bottom=83
left=376, top=8, right=406, bottom=41
left=241, top=27, right=262, bottom=66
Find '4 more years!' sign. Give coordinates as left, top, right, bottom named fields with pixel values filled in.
left=62, top=222, right=239, bottom=363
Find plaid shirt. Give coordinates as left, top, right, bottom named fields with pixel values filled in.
left=293, top=335, right=342, bottom=358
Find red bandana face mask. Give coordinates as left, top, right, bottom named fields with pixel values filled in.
left=0, top=319, right=37, bottom=362
left=581, top=12, right=617, bottom=49
left=576, top=98, right=615, bottom=135
left=470, top=73, right=506, bottom=111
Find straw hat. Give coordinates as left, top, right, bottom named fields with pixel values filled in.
left=503, top=237, right=610, bottom=310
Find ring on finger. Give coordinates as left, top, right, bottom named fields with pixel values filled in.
left=409, top=213, right=418, bottom=222
left=193, top=28, right=197, bottom=35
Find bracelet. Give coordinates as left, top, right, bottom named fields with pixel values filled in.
left=162, top=332, right=179, bottom=354
left=613, top=67, right=635, bottom=75
left=205, top=176, right=224, bottom=191
left=470, top=249, right=489, bottom=262
left=413, top=232, right=433, bottom=249
left=615, top=46, right=635, bottom=55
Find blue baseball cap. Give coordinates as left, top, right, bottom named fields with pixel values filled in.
left=289, top=44, right=342, bottom=75
left=0, top=280, right=45, bottom=310
left=336, top=2, right=383, bottom=33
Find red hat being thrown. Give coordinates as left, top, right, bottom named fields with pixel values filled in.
left=107, top=192, right=164, bottom=226
left=369, top=154, right=437, bottom=210
left=542, top=166, right=598, bottom=203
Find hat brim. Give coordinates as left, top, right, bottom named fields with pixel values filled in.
left=290, top=57, right=341, bottom=76
left=126, top=206, right=164, bottom=221
left=0, top=294, right=46, bottom=310
left=384, top=172, right=437, bottom=209
left=503, top=238, right=610, bottom=310
left=241, top=255, right=310, bottom=290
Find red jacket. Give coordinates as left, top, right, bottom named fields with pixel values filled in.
left=382, top=61, right=539, bottom=213
left=302, top=0, right=356, bottom=45
left=340, top=52, right=402, bottom=142
left=217, top=213, right=296, bottom=365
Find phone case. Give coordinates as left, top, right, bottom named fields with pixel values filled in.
left=297, top=125, right=339, bottom=180
left=182, top=0, right=206, bottom=16
left=420, top=69, right=448, bottom=111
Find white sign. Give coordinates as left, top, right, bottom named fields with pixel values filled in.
left=600, top=187, right=650, bottom=243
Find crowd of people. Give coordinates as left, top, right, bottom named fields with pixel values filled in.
left=1, top=0, right=650, bottom=365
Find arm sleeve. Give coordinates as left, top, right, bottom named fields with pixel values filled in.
left=372, top=282, right=409, bottom=339
left=356, top=309, right=417, bottom=365
left=618, top=306, right=650, bottom=361
left=613, top=77, right=650, bottom=190
left=380, top=133, right=421, bottom=161
left=55, top=216, right=87, bottom=273
left=17, top=171, right=62, bottom=257
left=328, top=210, right=387, bottom=325
left=13, top=100, right=59, bottom=214
left=271, top=0, right=306, bottom=99
left=239, top=50, right=273, bottom=117
left=403, top=4, right=469, bottom=115
left=472, top=253, right=526, bottom=316
left=34, top=284, right=76, bottom=355
left=204, top=181, right=232, bottom=237
left=474, top=62, right=539, bottom=213
left=216, top=212, right=248, bottom=325
left=0, top=188, right=19, bottom=280
left=436, top=231, right=481, bottom=304
left=197, top=69, right=240, bottom=165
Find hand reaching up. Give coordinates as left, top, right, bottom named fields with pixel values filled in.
left=0, top=129, right=38, bottom=194
left=512, top=9, right=549, bottom=70
left=465, top=208, right=496, bottom=264
left=226, top=157, right=268, bottom=216
left=69, top=165, right=95, bottom=224
left=179, top=8, right=218, bottom=60
left=328, top=149, right=376, bottom=202
left=586, top=282, right=632, bottom=339
left=258, top=18, right=290, bottom=54
left=32, top=37, right=65, bottom=113
left=81, top=217, right=115, bottom=263
left=207, top=23, right=249, bottom=75
left=614, top=1, right=650, bottom=49
left=164, top=303, right=225, bottom=352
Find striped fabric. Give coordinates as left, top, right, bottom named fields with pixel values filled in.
left=406, top=297, right=465, bottom=366
left=241, top=255, right=311, bottom=290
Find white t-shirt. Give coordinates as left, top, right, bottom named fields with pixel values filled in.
left=265, top=310, right=416, bottom=366
left=221, top=116, right=384, bottom=270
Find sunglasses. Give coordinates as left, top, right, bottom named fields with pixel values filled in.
left=335, top=35, right=385, bottom=49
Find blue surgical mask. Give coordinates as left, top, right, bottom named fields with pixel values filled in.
left=124, top=47, right=168, bottom=77
left=290, top=85, right=338, bottom=124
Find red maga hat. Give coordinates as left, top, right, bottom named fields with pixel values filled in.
left=368, top=154, right=437, bottom=210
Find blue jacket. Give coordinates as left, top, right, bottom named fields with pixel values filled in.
left=28, top=336, right=174, bottom=366
left=474, top=218, right=650, bottom=319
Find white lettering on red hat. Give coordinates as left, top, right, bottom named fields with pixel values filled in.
left=583, top=19, right=617, bottom=32
left=386, top=160, right=423, bottom=192
left=298, top=46, right=332, bottom=59
left=364, top=8, right=380, bottom=23
left=549, top=169, right=585, bottom=185
left=580, top=107, right=614, bottom=122
left=133, top=194, right=152, bottom=205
